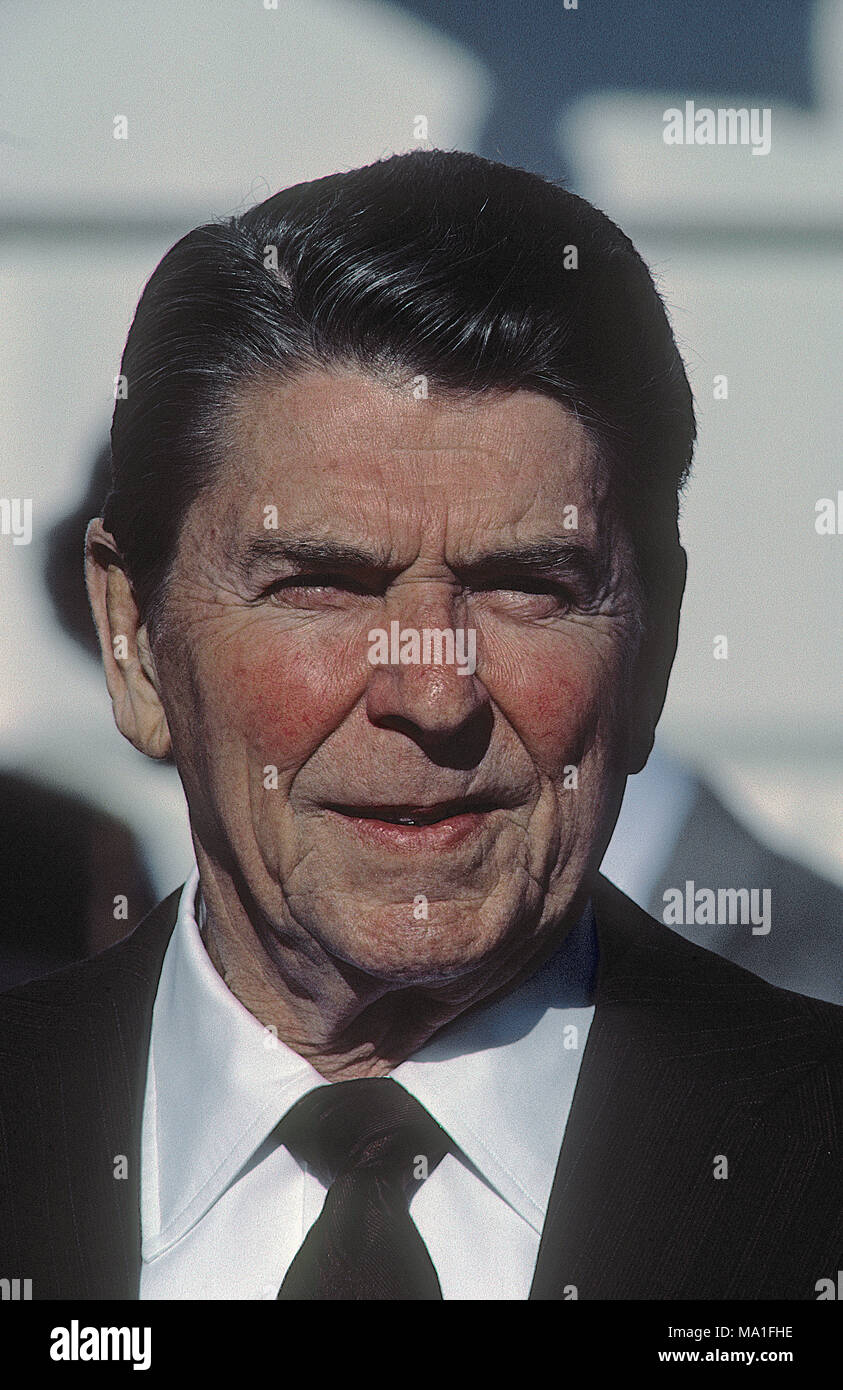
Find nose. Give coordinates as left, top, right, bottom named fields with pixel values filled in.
left=365, top=591, right=492, bottom=768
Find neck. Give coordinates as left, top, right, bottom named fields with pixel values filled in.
left=195, top=860, right=591, bottom=1082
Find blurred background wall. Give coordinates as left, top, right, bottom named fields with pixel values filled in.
left=0, top=0, right=840, bottom=985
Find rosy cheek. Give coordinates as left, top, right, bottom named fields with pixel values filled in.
left=222, top=641, right=353, bottom=764
left=498, top=648, right=600, bottom=756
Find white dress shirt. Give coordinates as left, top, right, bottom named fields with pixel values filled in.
left=139, top=867, right=596, bottom=1300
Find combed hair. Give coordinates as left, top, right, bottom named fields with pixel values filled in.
left=104, top=148, right=695, bottom=629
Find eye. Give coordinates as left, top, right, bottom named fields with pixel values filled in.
left=261, top=574, right=376, bottom=606
left=471, top=578, right=575, bottom=615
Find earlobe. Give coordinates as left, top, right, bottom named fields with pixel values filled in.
left=84, top=518, right=173, bottom=759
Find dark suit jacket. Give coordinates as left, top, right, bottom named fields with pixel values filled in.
left=1, top=876, right=841, bottom=1300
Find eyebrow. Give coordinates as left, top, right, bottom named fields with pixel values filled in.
left=232, top=533, right=603, bottom=586
left=459, top=540, right=603, bottom=584
left=232, top=534, right=395, bottom=580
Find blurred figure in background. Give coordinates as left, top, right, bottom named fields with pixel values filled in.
left=604, top=744, right=843, bottom=1004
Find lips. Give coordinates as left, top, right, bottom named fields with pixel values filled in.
left=322, top=796, right=502, bottom=851
left=325, top=797, right=499, bottom=826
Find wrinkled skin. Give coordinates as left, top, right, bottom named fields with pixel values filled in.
left=87, top=369, right=683, bottom=1077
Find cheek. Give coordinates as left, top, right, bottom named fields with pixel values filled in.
left=219, top=638, right=357, bottom=766
left=493, top=639, right=618, bottom=765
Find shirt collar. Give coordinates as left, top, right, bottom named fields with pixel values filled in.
left=142, top=866, right=596, bottom=1255
left=393, top=905, right=596, bottom=1231
left=142, top=867, right=326, bottom=1258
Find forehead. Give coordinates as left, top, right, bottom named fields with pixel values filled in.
left=213, top=367, right=613, bottom=549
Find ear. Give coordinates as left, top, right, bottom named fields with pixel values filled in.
left=84, top=517, right=172, bottom=759
left=626, top=545, right=687, bottom=775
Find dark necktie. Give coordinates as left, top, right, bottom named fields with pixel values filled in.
left=276, top=1077, right=452, bottom=1300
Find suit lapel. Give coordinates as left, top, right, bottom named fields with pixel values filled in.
left=0, top=889, right=181, bottom=1298
left=530, top=877, right=838, bottom=1299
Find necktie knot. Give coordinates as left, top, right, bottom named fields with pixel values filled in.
left=278, top=1077, right=450, bottom=1190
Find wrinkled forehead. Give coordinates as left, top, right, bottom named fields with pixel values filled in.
left=198, top=367, right=624, bottom=560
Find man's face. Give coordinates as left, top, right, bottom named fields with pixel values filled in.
left=151, top=369, right=651, bottom=987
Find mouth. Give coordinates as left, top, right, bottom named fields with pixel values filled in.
left=323, top=797, right=501, bottom=850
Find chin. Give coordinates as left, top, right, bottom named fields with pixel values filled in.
left=317, top=901, right=512, bottom=987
